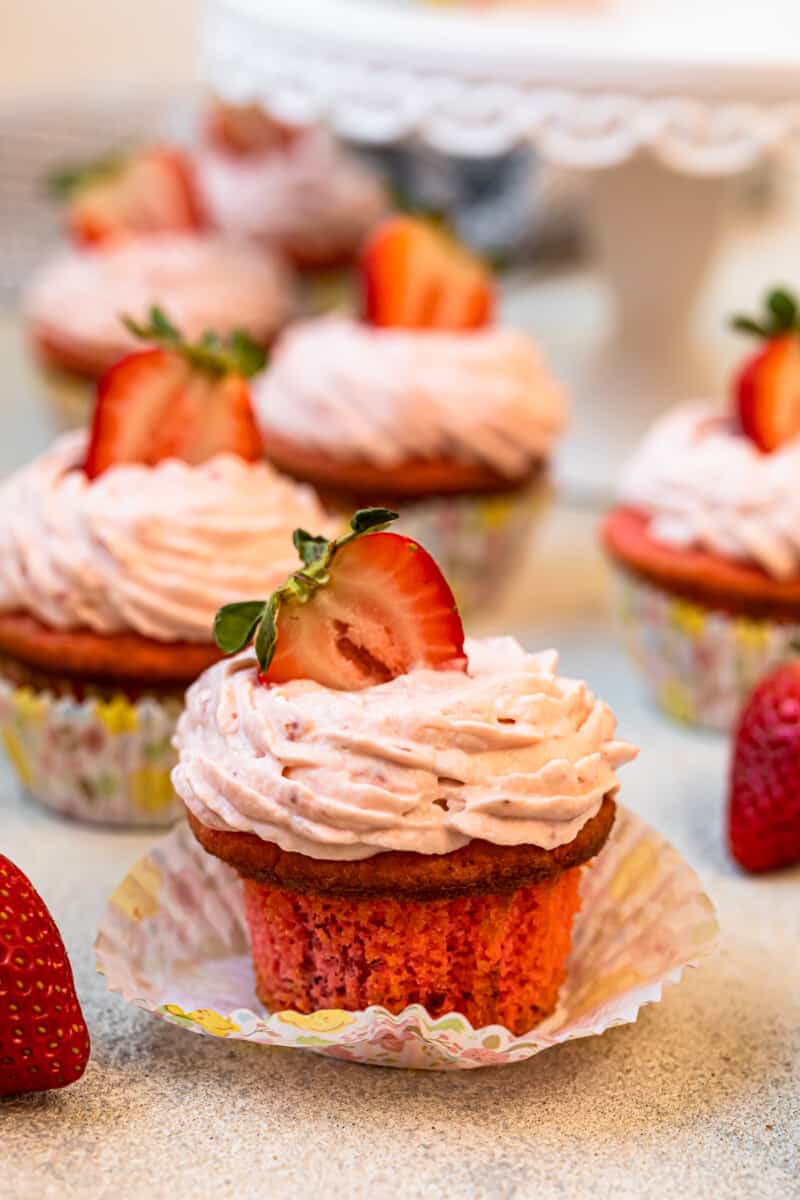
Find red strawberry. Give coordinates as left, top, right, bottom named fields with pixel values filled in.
left=731, top=288, right=800, bottom=452
left=51, top=146, right=203, bottom=247
left=728, top=661, right=800, bottom=873
left=84, top=307, right=264, bottom=479
left=361, top=216, right=494, bottom=331
left=214, top=509, right=466, bottom=690
left=0, top=855, right=90, bottom=1097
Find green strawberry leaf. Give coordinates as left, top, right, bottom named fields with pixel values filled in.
left=121, top=306, right=267, bottom=378
left=213, top=601, right=267, bottom=655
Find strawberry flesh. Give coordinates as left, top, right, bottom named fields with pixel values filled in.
left=362, top=216, right=494, bottom=331
left=68, top=147, right=203, bottom=247
left=735, top=333, right=800, bottom=452
left=263, top=531, right=466, bottom=690
left=729, top=662, right=800, bottom=872
left=84, top=348, right=262, bottom=479
left=0, top=855, right=90, bottom=1097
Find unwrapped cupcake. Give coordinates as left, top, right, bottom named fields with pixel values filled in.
left=602, top=288, right=800, bottom=730
left=173, top=508, right=636, bottom=1033
left=0, top=310, right=333, bottom=826
left=253, top=216, right=567, bottom=611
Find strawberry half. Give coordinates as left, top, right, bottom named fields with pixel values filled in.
left=731, top=288, right=800, bottom=452
left=0, top=855, right=91, bottom=1097
left=84, top=307, right=264, bottom=479
left=361, top=215, right=494, bottom=331
left=50, top=146, right=203, bottom=247
left=728, top=661, right=800, bottom=873
left=214, top=508, right=466, bottom=690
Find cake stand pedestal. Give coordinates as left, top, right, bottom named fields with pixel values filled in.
left=202, top=0, right=800, bottom=496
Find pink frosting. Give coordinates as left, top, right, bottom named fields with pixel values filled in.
left=0, top=433, right=334, bottom=643
left=254, top=317, right=566, bottom=478
left=195, top=128, right=388, bottom=257
left=172, top=637, right=637, bottom=860
left=24, top=234, right=293, bottom=367
left=621, top=403, right=800, bottom=580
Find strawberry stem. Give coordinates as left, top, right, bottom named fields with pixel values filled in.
left=730, top=288, right=800, bottom=339
left=122, top=306, right=267, bottom=378
left=45, top=148, right=128, bottom=199
left=213, top=508, right=399, bottom=673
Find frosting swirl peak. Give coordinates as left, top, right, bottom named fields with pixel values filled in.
left=172, top=637, right=637, bottom=860
left=0, top=433, right=334, bottom=643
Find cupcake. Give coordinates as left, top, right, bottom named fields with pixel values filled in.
left=173, top=509, right=636, bottom=1034
left=0, top=312, right=332, bottom=826
left=603, top=287, right=800, bottom=729
left=253, top=216, right=566, bottom=611
left=24, top=234, right=293, bottom=385
left=195, top=103, right=388, bottom=271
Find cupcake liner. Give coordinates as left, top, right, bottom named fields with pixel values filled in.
left=94, top=806, right=718, bottom=1070
left=612, top=570, right=800, bottom=731
left=394, top=481, right=551, bottom=614
left=0, top=677, right=184, bottom=827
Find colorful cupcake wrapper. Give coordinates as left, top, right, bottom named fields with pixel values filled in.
left=391, top=481, right=550, bottom=614
left=611, top=570, right=800, bottom=731
left=0, top=677, right=184, bottom=828
left=94, top=806, right=718, bottom=1071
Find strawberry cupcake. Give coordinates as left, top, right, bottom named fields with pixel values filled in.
left=195, top=104, right=388, bottom=271
left=253, top=216, right=566, bottom=612
left=603, top=288, right=800, bottom=730
left=0, top=313, right=332, bottom=826
left=173, top=509, right=636, bottom=1034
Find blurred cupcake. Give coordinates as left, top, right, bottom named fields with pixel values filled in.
left=0, top=312, right=332, bottom=826
left=253, top=216, right=566, bottom=612
left=195, top=103, right=388, bottom=271
left=24, top=234, right=293, bottom=420
left=174, top=509, right=636, bottom=1033
left=603, top=288, right=800, bottom=730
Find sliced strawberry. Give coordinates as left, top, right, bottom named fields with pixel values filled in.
left=61, top=146, right=203, bottom=247
left=214, top=511, right=466, bottom=690
left=361, top=216, right=494, bottom=331
left=0, top=854, right=91, bottom=1097
left=735, top=334, right=800, bottom=452
left=84, top=309, right=264, bottom=478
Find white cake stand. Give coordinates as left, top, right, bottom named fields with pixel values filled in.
left=202, top=0, right=800, bottom=495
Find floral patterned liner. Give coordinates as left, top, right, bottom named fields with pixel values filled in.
left=95, top=806, right=718, bottom=1070
left=612, top=569, right=800, bottom=731
left=0, top=678, right=183, bottom=827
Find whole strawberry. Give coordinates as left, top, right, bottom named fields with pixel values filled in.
left=728, top=663, right=800, bottom=873
left=0, top=855, right=90, bottom=1097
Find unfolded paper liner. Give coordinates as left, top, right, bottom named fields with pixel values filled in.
left=94, top=806, right=718, bottom=1070
left=389, top=480, right=550, bottom=615
left=0, top=677, right=184, bottom=827
left=612, top=569, right=800, bottom=732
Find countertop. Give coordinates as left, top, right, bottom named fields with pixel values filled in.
left=1, top=315, right=799, bottom=1200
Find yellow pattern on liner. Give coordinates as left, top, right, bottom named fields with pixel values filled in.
left=95, top=694, right=140, bottom=735
left=131, top=765, right=176, bottom=815
left=13, top=687, right=49, bottom=726
left=110, top=858, right=163, bottom=922
left=2, top=728, right=32, bottom=787
left=164, top=1006, right=241, bottom=1037
left=277, top=1009, right=356, bottom=1033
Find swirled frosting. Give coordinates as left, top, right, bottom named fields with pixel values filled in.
left=172, top=637, right=636, bottom=860
left=0, top=433, right=333, bottom=643
left=195, top=128, right=388, bottom=257
left=621, top=403, right=800, bottom=580
left=24, top=234, right=293, bottom=371
left=254, top=317, right=566, bottom=478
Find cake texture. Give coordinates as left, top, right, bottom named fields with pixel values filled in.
left=603, top=403, right=800, bottom=728
left=175, top=634, right=635, bottom=1031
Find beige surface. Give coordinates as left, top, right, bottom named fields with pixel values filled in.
left=1, top=316, right=799, bottom=1196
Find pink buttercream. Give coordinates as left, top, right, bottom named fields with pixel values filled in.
left=24, top=234, right=293, bottom=369
left=0, top=433, right=334, bottom=643
left=172, top=637, right=637, bottom=860
left=254, top=317, right=566, bottom=478
left=195, top=128, right=388, bottom=257
left=621, top=403, right=800, bottom=580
